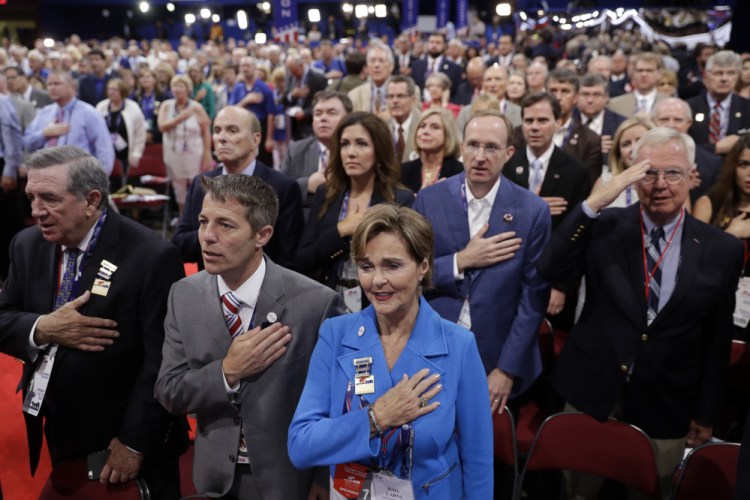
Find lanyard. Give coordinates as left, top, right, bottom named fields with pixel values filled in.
left=141, top=93, right=155, bottom=119
left=338, top=191, right=351, bottom=222
left=343, top=380, right=414, bottom=478
left=640, top=208, right=683, bottom=302
left=107, top=106, right=123, bottom=132
left=54, top=209, right=108, bottom=308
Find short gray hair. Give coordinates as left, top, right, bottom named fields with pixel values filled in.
left=367, top=41, right=394, bottom=66
left=705, top=50, right=741, bottom=72
left=201, top=174, right=278, bottom=232
left=632, top=127, right=695, bottom=167
left=27, top=145, right=110, bottom=208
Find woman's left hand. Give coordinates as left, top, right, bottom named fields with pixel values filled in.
left=372, top=368, right=442, bottom=430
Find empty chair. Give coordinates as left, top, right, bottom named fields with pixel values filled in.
left=518, top=412, right=661, bottom=500
left=672, top=442, right=740, bottom=500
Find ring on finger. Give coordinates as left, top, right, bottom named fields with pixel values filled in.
left=419, top=396, right=428, bottom=408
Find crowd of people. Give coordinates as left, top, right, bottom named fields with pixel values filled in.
left=1, top=17, right=750, bottom=500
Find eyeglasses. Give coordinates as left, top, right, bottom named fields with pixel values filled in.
left=465, top=141, right=506, bottom=156
left=640, top=168, right=691, bottom=185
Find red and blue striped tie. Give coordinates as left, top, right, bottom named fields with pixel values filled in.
left=222, top=292, right=244, bottom=338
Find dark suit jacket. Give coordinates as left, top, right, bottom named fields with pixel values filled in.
left=392, top=52, right=417, bottom=76
left=171, top=162, right=304, bottom=270
left=503, top=146, right=592, bottom=231
left=400, top=157, right=464, bottom=193
left=295, top=185, right=414, bottom=290
left=691, top=147, right=724, bottom=203
left=452, top=81, right=479, bottom=106
left=0, top=211, right=189, bottom=473
left=411, top=57, right=463, bottom=99
left=537, top=203, right=743, bottom=438
left=284, top=69, right=329, bottom=141
left=687, top=92, right=750, bottom=154
left=573, top=107, right=626, bottom=139
left=608, top=76, right=630, bottom=98
left=78, top=73, right=116, bottom=106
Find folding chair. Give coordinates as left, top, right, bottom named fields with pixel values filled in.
left=493, top=406, right=519, bottom=500
left=671, top=442, right=740, bottom=500
left=39, top=459, right=149, bottom=499
left=518, top=412, right=661, bottom=500
left=113, top=155, right=171, bottom=237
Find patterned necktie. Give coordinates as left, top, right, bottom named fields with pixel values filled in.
left=529, top=158, right=543, bottom=193
left=374, top=89, right=382, bottom=113
left=319, top=147, right=329, bottom=173
left=55, top=248, right=80, bottom=310
left=47, top=107, right=65, bottom=147
left=646, top=226, right=665, bottom=325
left=709, top=102, right=722, bottom=145
left=396, top=125, right=405, bottom=162
left=221, top=292, right=244, bottom=338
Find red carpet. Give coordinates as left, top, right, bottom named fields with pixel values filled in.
left=0, top=354, right=52, bottom=499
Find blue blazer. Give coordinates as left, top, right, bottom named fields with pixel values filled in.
left=413, top=173, right=551, bottom=396
left=288, top=299, right=493, bottom=499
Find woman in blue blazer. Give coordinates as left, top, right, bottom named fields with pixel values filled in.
left=288, top=204, right=493, bottom=499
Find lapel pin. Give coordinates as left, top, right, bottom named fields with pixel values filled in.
left=736, top=112, right=742, bottom=118
left=503, top=213, right=514, bottom=223
left=515, top=166, right=524, bottom=175
left=357, top=325, right=365, bottom=337
left=693, top=238, right=700, bottom=244
left=266, top=312, right=278, bottom=324
left=553, top=173, right=560, bottom=179
left=695, top=113, right=705, bottom=122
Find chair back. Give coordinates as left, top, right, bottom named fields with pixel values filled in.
left=39, top=459, right=149, bottom=499
left=672, top=442, right=740, bottom=500
left=523, top=412, right=661, bottom=499
left=129, top=156, right=168, bottom=179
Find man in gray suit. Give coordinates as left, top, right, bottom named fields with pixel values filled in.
left=281, top=90, right=352, bottom=206
left=386, top=75, right=421, bottom=163
left=156, top=174, right=344, bottom=499
left=457, top=64, right=522, bottom=136
left=4, top=66, right=53, bottom=110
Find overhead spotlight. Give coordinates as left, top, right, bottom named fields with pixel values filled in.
left=166, top=3, right=175, bottom=12
left=496, top=3, right=512, bottom=16
left=368, top=6, right=375, bottom=14
left=355, top=5, right=368, bottom=18
left=374, top=4, right=386, bottom=18
left=519, top=11, right=527, bottom=21
left=308, top=9, right=321, bottom=23
left=560, top=23, right=572, bottom=30
left=237, top=10, right=248, bottom=30
left=185, top=13, right=196, bottom=25
left=261, top=2, right=271, bottom=14
left=200, top=8, right=211, bottom=19
left=255, top=33, right=267, bottom=44
left=43, top=38, right=55, bottom=48
left=537, top=9, right=544, bottom=16
left=139, top=1, right=149, bottom=13
left=342, top=3, right=354, bottom=14
left=212, top=14, right=220, bottom=23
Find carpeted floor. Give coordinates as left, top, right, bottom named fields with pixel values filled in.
left=0, top=354, right=51, bottom=499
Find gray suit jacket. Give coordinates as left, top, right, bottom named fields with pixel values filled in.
left=155, top=257, right=345, bottom=499
left=281, top=136, right=321, bottom=205
left=457, top=99, right=521, bottom=138
left=607, top=92, right=667, bottom=118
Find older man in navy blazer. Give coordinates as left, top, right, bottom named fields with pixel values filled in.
left=413, top=110, right=551, bottom=412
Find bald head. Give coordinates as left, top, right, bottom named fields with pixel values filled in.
left=466, top=57, right=487, bottom=90
left=651, top=97, right=692, bottom=134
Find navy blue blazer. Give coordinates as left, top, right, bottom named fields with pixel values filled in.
left=413, top=173, right=551, bottom=396
left=171, top=162, right=304, bottom=270
left=288, top=299, right=493, bottom=499
left=411, top=57, right=463, bottom=100
left=538, top=203, right=743, bottom=438
left=687, top=93, right=750, bottom=154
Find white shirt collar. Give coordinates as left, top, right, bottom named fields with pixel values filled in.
left=217, top=257, right=266, bottom=312
left=394, top=112, right=413, bottom=133
left=465, top=174, right=502, bottom=207
left=526, top=143, right=555, bottom=169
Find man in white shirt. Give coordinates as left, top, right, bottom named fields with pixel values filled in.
left=608, top=52, right=667, bottom=118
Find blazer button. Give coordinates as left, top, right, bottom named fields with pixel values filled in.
left=619, top=364, right=629, bottom=373
left=229, top=454, right=236, bottom=463
left=641, top=334, right=648, bottom=342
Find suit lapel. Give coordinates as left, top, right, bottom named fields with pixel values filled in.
left=506, top=153, right=530, bottom=189
left=653, top=215, right=701, bottom=324
left=196, top=272, right=232, bottom=353
left=540, top=148, right=564, bottom=197
left=619, top=204, right=649, bottom=326
left=729, top=95, right=743, bottom=134
left=445, top=174, right=471, bottom=247
left=33, top=240, right=57, bottom=314
left=255, top=258, right=288, bottom=329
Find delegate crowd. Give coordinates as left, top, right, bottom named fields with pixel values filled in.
left=1, top=21, right=750, bottom=500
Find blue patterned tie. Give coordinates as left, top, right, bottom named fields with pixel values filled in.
left=646, top=226, right=665, bottom=325
left=54, top=248, right=80, bottom=310
left=530, top=159, right=543, bottom=193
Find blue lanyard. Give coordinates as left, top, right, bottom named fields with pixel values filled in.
left=141, top=93, right=155, bottom=120
left=343, top=380, right=414, bottom=478
left=57, top=209, right=108, bottom=308
left=338, top=191, right=351, bottom=222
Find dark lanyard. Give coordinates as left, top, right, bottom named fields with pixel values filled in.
left=107, top=107, right=123, bottom=132
left=141, top=93, right=155, bottom=120
left=54, top=209, right=108, bottom=308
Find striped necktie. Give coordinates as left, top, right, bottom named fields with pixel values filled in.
left=221, top=292, right=244, bottom=338
left=55, top=248, right=80, bottom=310
left=709, top=102, right=722, bottom=144
left=646, top=226, right=665, bottom=325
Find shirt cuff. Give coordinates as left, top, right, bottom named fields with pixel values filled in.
left=28, top=316, right=48, bottom=360
left=581, top=200, right=601, bottom=219
left=222, top=366, right=240, bottom=394
left=453, top=253, right=465, bottom=281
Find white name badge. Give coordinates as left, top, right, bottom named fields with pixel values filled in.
left=371, top=472, right=415, bottom=500
left=344, top=287, right=362, bottom=313
left=733, top=277, right=750, bottom=328
left=22, top=345, right=59, bottom=417
left=457, top=298, right=472, bottom=330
